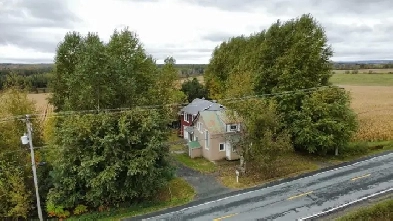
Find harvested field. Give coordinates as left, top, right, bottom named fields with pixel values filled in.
left=343, top=85, right=393, bottom=141
left=27, top=93, right=53, bottom=120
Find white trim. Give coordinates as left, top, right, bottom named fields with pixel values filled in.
left=219, top=143, right=225, bottom=151
left=204, top=130, right=209, bottom=149
left=144, top=153, right=393, bottom=220
left=183, top=113, right=188, bottom=122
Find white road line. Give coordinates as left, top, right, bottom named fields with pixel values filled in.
left=297, top=187, right=393, bottom=220
left=143, top=153, right=393, bottom=220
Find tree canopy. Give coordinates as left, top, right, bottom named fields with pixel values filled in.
left=181, top=77, right=208, bottom=102
left=209, top=14, right=358, bottom=155
left=44, top=28, right=181, bottom=218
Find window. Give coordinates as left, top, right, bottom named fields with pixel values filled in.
left=200, top=123, right=203, bottom=132
left=228, top=124, right=238, bottom=132
left=197, top=122, right=201, bottom=131
left=183, top=113, right=188, bottom=122
left=219, top=143, right=225, bottom=151
left=205, top=130, right=209, bottom=149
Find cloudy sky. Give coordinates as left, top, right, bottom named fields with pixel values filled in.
left=1, top=0, right=393, bottom=64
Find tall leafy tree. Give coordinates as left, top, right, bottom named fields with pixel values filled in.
left=152, top=56, right=187, bottom=120
left=49, top=32, right=83, bottom=111
left=208, top=14, right=358, bottom=155
left=106, top=28, right=158, bottom=108
left=46, top=110, right=173, bottom=212
left=45, top=28, right=177, bottom=217
left=180, top=77, right=208, bottom=102
left=222, top=71, right=292, bottom=175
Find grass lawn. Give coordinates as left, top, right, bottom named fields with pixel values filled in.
left=168, top=130, right=185, bottom=151
left=67, top=178, right=195, bottom=221
left=216, top=152, right=320, bottom=189
left=330, top=73, right=393, bottom=86
left=337, top=198, right=393, bottom=221
left=173, top=153, right=217, bottom=173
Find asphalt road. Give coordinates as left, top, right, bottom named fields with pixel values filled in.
left=138, top=152, right=393, bottom=221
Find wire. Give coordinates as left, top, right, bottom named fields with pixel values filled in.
left=0, top=85, right=335, bottom=122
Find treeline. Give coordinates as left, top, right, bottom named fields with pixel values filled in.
left=0, top=68, right=53, bottom=91
left=0, top=64, right=207, bottom=91
left=333, top=62, right=393, bottom=70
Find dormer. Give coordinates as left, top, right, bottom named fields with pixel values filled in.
left=226, top=123, right=240, bottom=132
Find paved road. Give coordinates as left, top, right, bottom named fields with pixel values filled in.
left=140, top=152, right=393, bottom=221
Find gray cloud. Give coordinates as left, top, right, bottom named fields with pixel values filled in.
left=201, top=32, right=234, bottom=42
left=187, top=0, right=393, bottom=16
left=186, top=0, right=260, bottom=12
left=0, top=0, right=80, bottom=53
left=1, top=0, right=393, bottom=63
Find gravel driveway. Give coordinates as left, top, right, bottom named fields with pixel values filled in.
left=175, top=161, right=232, bottom=200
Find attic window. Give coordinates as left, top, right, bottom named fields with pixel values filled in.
left=230, top=125, right=238, bottom=131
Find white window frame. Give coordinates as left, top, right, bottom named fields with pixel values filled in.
left=219, top=143, right=225, bottom=151
left=197, top=122, right=201, bottom=131
left=205, top=130, right=209, bottom=149
left=229, top=125, right=238, bottom=131
left=184, top=113, right=188, bottom=122
left=200, top=123, right=203, bottom=133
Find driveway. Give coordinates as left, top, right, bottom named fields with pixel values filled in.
left=175, top=161, right=232, bottom=200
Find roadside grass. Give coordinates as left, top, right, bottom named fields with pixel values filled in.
left=216, top=152, right=320, bottom=189
left=173, top=153, right=217, bottom=173
left=168, top=130, right=184, bottom=151
left=336, top=198, right=393, bottom=221
left=67, top=178, right=195, bottom=221
left=309, top=140, right=393, bottom=165
left=330, top=73, right=393, bottom=86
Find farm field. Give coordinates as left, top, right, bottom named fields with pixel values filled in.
left=330, top=73, right=393, bottom=86
left=344, top=85, right=393, bottom=141
left=27, top=93, right=53, bottom=120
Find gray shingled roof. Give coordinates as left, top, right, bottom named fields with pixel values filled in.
left=181, top=98, right=224, bottom=115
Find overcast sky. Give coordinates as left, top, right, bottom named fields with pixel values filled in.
left=1, top=0, right=393, bottom=64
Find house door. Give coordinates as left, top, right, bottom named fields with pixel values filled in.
left=184, top=126, right=188, bottom=140
left=225, top=141, right=231, bottom=160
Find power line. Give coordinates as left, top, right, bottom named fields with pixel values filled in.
left=0, top=85, right=335, bottom=123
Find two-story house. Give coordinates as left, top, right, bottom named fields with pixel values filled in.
left=180, top=98, right=223, bottom=139
left=186, top=109, right=242, bottom=161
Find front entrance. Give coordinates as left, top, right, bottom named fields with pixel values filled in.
left=225, top=141, right=231, bottom=160
left=184, top=126, right=188, bottom=140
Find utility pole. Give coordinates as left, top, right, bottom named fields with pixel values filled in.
left=24, top=115, right=43, bottom=221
